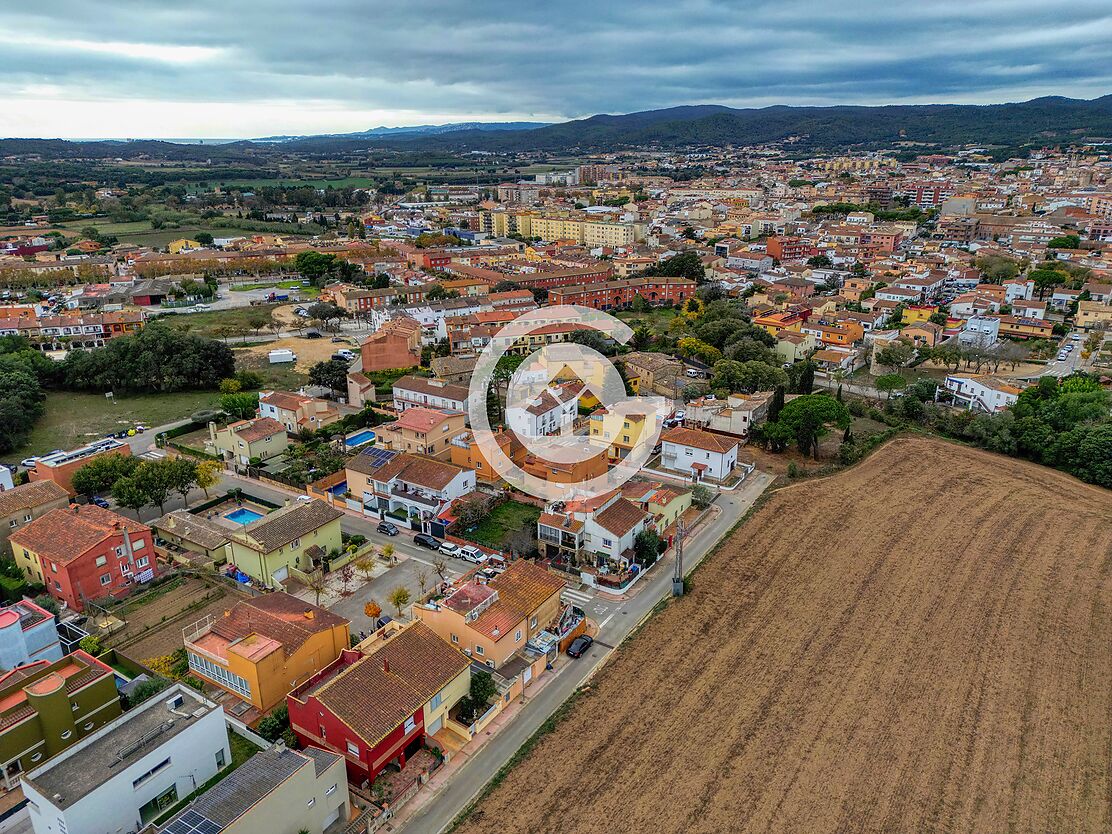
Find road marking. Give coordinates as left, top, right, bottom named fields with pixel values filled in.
left=561, top=588, right=595, bottom=606
left=598, top=611, right=616, bottom=629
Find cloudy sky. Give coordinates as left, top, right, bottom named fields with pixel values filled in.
left=2, top=0, right=1111, bottom=139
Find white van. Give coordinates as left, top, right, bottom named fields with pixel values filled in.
left=268, top=348, right=297, bottom=364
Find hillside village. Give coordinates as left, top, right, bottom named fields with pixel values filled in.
left=0, top=140, right=1110, bottom=834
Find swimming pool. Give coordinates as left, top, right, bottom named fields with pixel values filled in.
left=345, top=429, right=376, bottom=448
left=225, top=507, right=265, bottom=525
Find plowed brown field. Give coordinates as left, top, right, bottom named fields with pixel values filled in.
left=454, top=437, right=1112, bottom=834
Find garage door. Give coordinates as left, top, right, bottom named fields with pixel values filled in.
left=323, top=806, right=341, bottom=829
left=427, top=715, right=443, bottom=736
left=271, top=566, right=289, bottom=583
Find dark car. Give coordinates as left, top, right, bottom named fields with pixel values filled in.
left=413, top=533, right=443, bottom=550
left=377, top=521, right=399, bottom=536
left=302, top=329, right=323, bottom=339
left=566, top=635, right=594, bottom=658
left=90, top=496, right=111, bottom=509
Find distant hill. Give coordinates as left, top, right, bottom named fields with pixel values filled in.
left=254, top=121, right=550, bottom=142
left=4, top=96, right=1112, bottom=160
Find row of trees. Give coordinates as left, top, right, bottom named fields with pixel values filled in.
left=72, top=453, right=221, bottom=515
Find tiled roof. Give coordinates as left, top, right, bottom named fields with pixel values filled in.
left=391, top=407, right=462, bottom=433
left=259, top=391, right=312, bottom=412
left=311, top=623, right=469, bottom=748
left=233, top=417, right=287, bottom=443
left=235, top=499, right=343, bottom=553
left=349, top=451, right=465, bottom=491
left=0, top=481, right=68, bottom=518
left=393, top=375, right=469, bottom=402
left=206, top=592, right=348, bottom=657
left=152, top=510, right=230, bottom=551
left=593, top=497, right=648, bottom=538
left=661, top=426, right=739, bottom=455
left=469, top=561, right=565, bottom=641
left=9, top=504, right=148, bottom=565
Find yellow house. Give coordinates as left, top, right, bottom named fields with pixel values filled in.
left=589, top=409, right=653, bottom=462
left=902, top=305, right=939, bottom=324
left=184, top=592, right=350, bottom=713
left=414, top=561, right=565, bottom=670
left=209, top=417, right=289, bottom=467
left=1077, top=300, right=1112, bottom=330
left=227, top=499, right=344, bottom=587
left=621, top=481, right=692, bottom=535
left=168, top=238, right=202, bottom=254
left=775, top=330, right=818, bottom=364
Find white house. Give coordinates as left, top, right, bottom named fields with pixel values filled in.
left=22, top=685, right=233, bottom=834
left=944, top=374, right=1023, bottom=413
left=392, top=376, right=469, bottom=416
left=347, top=451, right=475, bottom=531
left=659, top=427, right=739, bottom=481
left=506, top=383, right=580, bottom=438
left=958, top=315, right=1001, bottom=348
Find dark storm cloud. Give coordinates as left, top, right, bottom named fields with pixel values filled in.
left=2, top=0, right=1112, bottom=126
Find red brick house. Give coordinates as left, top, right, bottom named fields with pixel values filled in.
left=287, top=622, right=471, bottom=785
left=9, top=505, right=154, bottom=612
left=548, top=276, right=695, bottom=309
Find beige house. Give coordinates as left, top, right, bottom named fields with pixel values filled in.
left=259, top=391, right=342, bottom=434
left=210, top=417, right=289, bottom=466
left=375, top=407, right=467, bottom=461
left=151, top=509, right=232, bottom=569
left=0, top=482, right=70, bottom=556
left=775, top=330, right=817, bottom=364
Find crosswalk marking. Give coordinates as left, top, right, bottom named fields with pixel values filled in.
left=561, top=587, right=595, bottom=606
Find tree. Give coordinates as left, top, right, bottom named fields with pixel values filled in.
left=768, top=384, right=786, bottom=423
left=305, top=574, right=327, bottom=606
left=875, top=373, right=907, bottom=400
left=354, top=556, right=376, bottom=582
left=453, top=493, right=491, bottom=528
left=133, top=459, right=175, bottom=514
left=633, top=528, right=662, bottom=567
left=807, top=254, right=833, bottom=268
left=416, top=568, right=430, bottom=597
left=220, top=391, right=260, bottom=420
left=307, top=302, right=347, bottom=330
left=432, top=555, right=449, bottom=584
left=772, top=394, right=852, bottom=459
left=194, top=232, right=214, bottom=246
left=876, top=342, right=914, bottom=374
left=309, top=360, right=349, bottom=394
left=710, top=360, right=787, bottom=394
left=364, top=599, right=382, bottom=620
left=387, top=586, right=411, bottom=617
left=630, top=325, right=653, bottom=352
left=339, top=564, right=355, bottom=594
left=247, top=311, right=272, bottom=336
left=71, top=453, right=138, bottom=497
left=167, top=457, right=198, bottom=504
left=691, top=484, right=715, bottom=509
left=78, top=635, right=103, bottom=656
left=796, top=361, right=815, bottom=395
left=1047, top=234, right=1081, bottom=250
left=195, top=459, right=221, bottom=499
left=111, top=475, right=148, bottom=518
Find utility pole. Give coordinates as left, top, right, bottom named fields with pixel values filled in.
left=672, top=520, right=686, bottom=597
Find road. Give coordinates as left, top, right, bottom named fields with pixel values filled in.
left=1038, top=330, right=1086, bottom=378
left=398, top=471, right=774, bottom=834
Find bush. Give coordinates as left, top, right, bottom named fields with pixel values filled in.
left=124, top=676, right=171, bottom=708
left=257, top=703, right=290, bottom=742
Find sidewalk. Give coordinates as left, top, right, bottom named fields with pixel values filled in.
left=383, top=659, right=569, bottom=830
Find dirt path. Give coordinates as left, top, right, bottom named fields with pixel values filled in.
left=454, top=437, right=1112, bottom=834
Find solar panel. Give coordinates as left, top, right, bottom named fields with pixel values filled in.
left=360, top=447, right=398, bottom=469
left=162, top=809, right=222, bottom=834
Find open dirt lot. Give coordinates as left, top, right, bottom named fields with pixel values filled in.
left=455, top=437, right=1112, bottom=834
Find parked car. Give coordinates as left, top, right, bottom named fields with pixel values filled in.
left=302, top=329, right=323, bottom=339
left=459, top=545, right=488, bottom=564
left=439, top=541, right=461, bottom=557
left=414, top=533, right=443, bottom=550
left=20, top=457, right=40, bottom=468
left=566, top=635, right=594, bottom=658
left=1058, top=351, right=1068, bottom=361
left=296, top=495, right=312, bottom=503
left=90, top=496, right=111, bottom=509
left=377, top=521, right=399, bottom=536
left=1072, top=333, right=1082, bottom=341
left=673, top=410, right=686, bottom=421
left=331, top=336, right=346, bottom=343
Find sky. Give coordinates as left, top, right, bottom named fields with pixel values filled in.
left=1, top=0, right=1111, bottom=139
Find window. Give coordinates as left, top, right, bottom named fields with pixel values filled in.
left=319, top=724, right=326, bottom=739
left=95, top=555, right=107, bottom=567
left=515, top=629, right=522, bottom=642
left=133, top=757, right=172, bottom=789
left=307, top=798, right=316, bottom=808
left=403, top=716, right=416, bottom=735
left=530, top=616, right=537, bottom=629
left=602, top=538, right=612, bottom=547
left=7, top=520, right=15, bottom=529
left=22, top=514, right=31, bottom=523
left=684, top=448, right=693, bottom=456
left=187, top=652, right=252, bottom=699
left=474, top=645, right=484, bottom=656
left=61, top=730, right=72, bottom=739
left=326, top=784, right=337, bottom=796
left=346, top=741, right=359, bottom=757
left=136, top=557, right=149, bottom=568
left=115, top=546, right=123, bottom=557
left=430, top=691, right=443, bottom=710
left=121, top=562, right=132, bottom=574
left=450, top=634, right=458, bottom=644
left=30, top=753, right=42, bottom=763
left=133, top=539, right=146, bottom=550
left=100, top=574, right=112, bottom=586
left=215, top=749, right=226, bottom=769
left=292, top=538, right=300, bottom=547
left=83, top=721, right=94, bottom=730
left=50, top=563, right=57, bottom=573
left=71, top=701, right=78, bottom=711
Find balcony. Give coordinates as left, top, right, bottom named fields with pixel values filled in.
left=390, top=485, right=440, bottom=508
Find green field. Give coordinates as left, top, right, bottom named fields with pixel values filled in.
left=616, top=307, right=680, bottom=334
left=10, top=390, right=219, bottom=460
left=153, top=304, right=286, bottom=338
left=217, top=176, right=380, bottom=189
left=58, top=218, right=264, bottom=248
left=462, top=500, right=542, bottom=552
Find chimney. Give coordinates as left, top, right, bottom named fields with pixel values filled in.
left=303, top=610, right=315, bottom=620
left=382, top=657, right=389, bottom=674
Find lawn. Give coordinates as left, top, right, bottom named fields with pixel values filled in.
left=616, top=307, right=679, bottom=335
left=462, top=500, right=541, bottom=554
left=154, top=304, right=285, bottom=338
left=58, top=219, right=264, bottom=248
left=10, top=390, right=218, bottom=460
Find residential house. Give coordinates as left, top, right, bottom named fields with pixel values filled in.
left=151, top=510, right=232, bottom=569
left=209, top=417, right=289, bottom=467
left=358, top=315, right=421, bottom=373
left=588, top=409, right=655, bottom=462
left=184, top=593, right=350, bottom=713
left=448, top=429, right=519, bottom=484
left=0, top=481, right=70, bottom=557
left=10, top=505, right=155, bottom=612
left=959, top=315, right=1001, bottom=348
left=346, top=452, right=475, bottom=531
left=0, top=599, right=63, bottom=669
left=659, top=427, right=739, bottom=482
left=811, top=347, right=862, bottom=375
left=27, top=440, right=131, bottom=496
left=945, top=373, right=1024, bottom=413
left=258, top=392, right=342, bottom=435
left=775, top=330, right=817, bottom=364
left=21, top=685, right=230, bottom=834
left=994, top=315, right=1054, bottom=340
left=0, top=650, right=120, bottom=790
left=415, top=561, right=564, bottom=670
left=619, top=352, right=687, bottom=399
left=376, top=407, right=466, bottom=461
left=536, top=490, right=651, bottom=571
left=507, top=382, right=580, bottom=438
left=685, top=392, right=772, bottom=436
left=226, top=500, right=344, bottom=587
left=345, top=372, right=375, bottom=409
left=1078, top=300, right=1112, bottom=330
left=430, top=354, right=478, bottom=385
left=155, top=743, right=349, bottom=834
left=392, top=376, right=469, bottom=416
left=619, top=481, right=692, bottom=537
left=752, top=311, right=805, bottom=336
left=287, top=621, right=471, bottom=784
left=902, top=321, right=945, bottom=347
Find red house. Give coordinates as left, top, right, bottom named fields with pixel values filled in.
left=766, top=236, right=817, bottom=263
left=9, top=505, right=154, bottom=612
left=287, top=621, right=471, bottom=785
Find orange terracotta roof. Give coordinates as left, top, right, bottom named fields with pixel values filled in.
left=661, top=426, right=739, bottom=455
left=9, top=504, right=148, bottom=565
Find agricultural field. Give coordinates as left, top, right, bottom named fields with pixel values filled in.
left=455, top=437, right=1112, bottom=834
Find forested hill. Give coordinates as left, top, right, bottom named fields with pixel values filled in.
left=4, top=95, right=1112, bottom=159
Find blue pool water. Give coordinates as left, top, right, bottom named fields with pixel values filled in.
left=225, top=508, right=265, bottom=524
left=346, top=429, right=376, bottom=448
left=327, top=480, right=348, bottom=496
